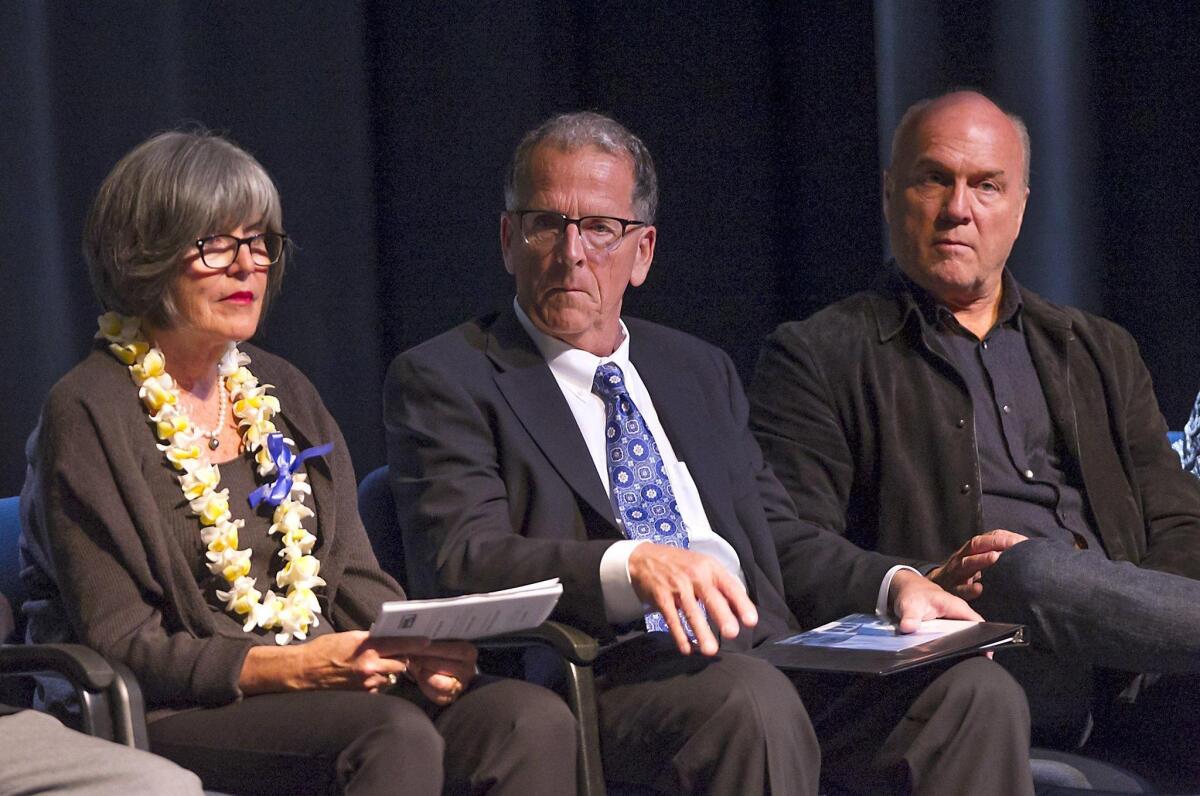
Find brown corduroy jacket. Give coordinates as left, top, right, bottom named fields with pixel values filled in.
left=750, top=269, right=1200, bottom=583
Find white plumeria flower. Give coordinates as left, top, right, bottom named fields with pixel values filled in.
left=96, top=311, right=125, bottom=340
left=190, top=488, right=231, bottom=526
left=139, top=374, right=177, bottom=412
left=206, top=546, right=252, bottom=581
left=130, top=347, right=166, bottom=384
left=255, top=447, right=276, bottom=477
left=216, top=576, right=262, bottom=618
left=276, top=555, right=326, bottom=591
left=270, top=500, right=314, bottom=535
left=240, top=420, right=276, bottom=452
left=217, top=343, right=244, bottom=377
left=180, top=463, right=222, bottom=501
left=162, top=442, right=202, bottom=470
left=152, top=405, right=190, bottom=442
left=103, top=314, right=326, bottom=646
left=233, top=387, right=280, bottom=426
left=288, top=587, right=322, bottom=618
left=250, top=591, right=287, bottom=632
left=279, top=530, right=317, bottom=557
left=201, top=518, right=243, bottom=552
left=288, top=475, right=312, bottom=503
left=274, top=600, right=314, bottom=646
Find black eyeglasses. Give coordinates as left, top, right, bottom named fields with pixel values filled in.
left=194, top=232, right=288, bottom=270
left=512, top=210, right=645, bottom=253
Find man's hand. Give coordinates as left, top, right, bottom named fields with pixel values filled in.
left=890, top=569, right=982, bottom=634
left=928, top=530, right=1028, bottom=600
left=627, top=544, right=758, bottom=656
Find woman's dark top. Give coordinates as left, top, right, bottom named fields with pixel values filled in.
left=20, top=342, right=404, bottom=712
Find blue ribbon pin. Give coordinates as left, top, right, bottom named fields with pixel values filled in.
left=247, top=432, right=334, bottom=509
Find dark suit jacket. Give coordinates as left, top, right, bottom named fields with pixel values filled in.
left=750, top=269, right=1200, bottom=580
left=384, top=308, right=901, bottom=643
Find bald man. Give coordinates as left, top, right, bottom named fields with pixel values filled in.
left=750, top=91, right=1200, bottom=785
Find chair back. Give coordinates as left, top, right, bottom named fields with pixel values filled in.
left=0, top=497, right=22, bottom=641
left=356, top=466, right=409, bottom=589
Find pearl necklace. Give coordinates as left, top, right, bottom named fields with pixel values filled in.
left=97, top=312, right=325, bottom=645
left=186, top=380, right=228, bottom=451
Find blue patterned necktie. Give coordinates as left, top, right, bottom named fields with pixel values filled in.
left=592, top=361, right=699, bottom=636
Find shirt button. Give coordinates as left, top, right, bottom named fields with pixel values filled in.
left=956, top=418, right=966, bottom=428
left=1002, top=404, right=1011, bottom=414
left=960, top=483, right=971, bottom=494
left=1023, top=469, right=1034, bottom=480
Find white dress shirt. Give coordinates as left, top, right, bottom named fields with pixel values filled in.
left=514, top=301, right=747, bottom=622
left=513, top=300, right=913, bottom=624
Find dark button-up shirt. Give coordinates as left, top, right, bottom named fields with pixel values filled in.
left=910, top=271, right=1102, bottom=550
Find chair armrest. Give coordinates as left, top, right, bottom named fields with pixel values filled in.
left=0, top=643, right=117, bottom=691
left=475, top=622, right=604, bottom=795
left=0, top=643, right=147, bottom=749
left=476, top=621, right=598, bottom=666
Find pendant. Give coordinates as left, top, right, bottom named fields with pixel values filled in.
left=208, top=437, right=221, bottom=451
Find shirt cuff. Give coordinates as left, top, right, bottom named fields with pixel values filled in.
left=875, top=564, right=923, bottom=619
left=600, top=539, right=649, bottom=623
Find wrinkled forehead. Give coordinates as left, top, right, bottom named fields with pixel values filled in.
left=517, top=143, right=636, bottom=205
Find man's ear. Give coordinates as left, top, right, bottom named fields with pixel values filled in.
left=500, top=213, right=515, bottom=275
left=882, top=170, right=893, bottom=226
left=629, top=225, right=656, bottom=287
left=1013, top=185, right=1030, bottom=237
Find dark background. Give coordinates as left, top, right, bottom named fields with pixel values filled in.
left=3, top=1, right=1199, bottom=496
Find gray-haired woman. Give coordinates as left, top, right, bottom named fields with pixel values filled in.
left=20, top=130, right=575, bottom=795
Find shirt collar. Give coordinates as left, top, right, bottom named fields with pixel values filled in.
left=512, top=298, right=632, bottom=396
left=897, top=267, right=1025, bottom=336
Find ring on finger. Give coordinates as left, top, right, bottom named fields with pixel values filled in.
left=386, top=673, right=399, bottom=686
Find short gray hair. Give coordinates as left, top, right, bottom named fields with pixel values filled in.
left=504, top=111, right=659, bottom=223
left=84, top=129, right=286, bottom=327
left=890, top=92, right=1032, bottom=187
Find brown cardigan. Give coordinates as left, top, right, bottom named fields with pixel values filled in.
left=20, top=342, right=404, bottom=710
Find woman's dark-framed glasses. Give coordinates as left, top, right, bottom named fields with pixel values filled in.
left=194, top=232, right=288, bottom=270
left=514, top=210, right=645, bottom=253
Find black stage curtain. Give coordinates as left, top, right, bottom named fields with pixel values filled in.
left=2, top=1, right=1199, bottom=496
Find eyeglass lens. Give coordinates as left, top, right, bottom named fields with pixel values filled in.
left=520, top=212, right=629, bottom=251
left=200, top=233, right=285, bottom=269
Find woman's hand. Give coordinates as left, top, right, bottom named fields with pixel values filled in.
left=406, top=641, right=478, bottom=706
left=239, top=630, right=435, bottom=695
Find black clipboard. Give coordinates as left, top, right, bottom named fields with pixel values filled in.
left=751, top=621, right=1027, bottom=676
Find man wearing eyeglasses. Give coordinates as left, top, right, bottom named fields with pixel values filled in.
left=385, top=111, right=1033, bottom=795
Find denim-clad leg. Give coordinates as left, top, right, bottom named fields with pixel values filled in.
left=976, top=538, right=1200, bottom=673
left=975, top=538, right=1200, bottom=753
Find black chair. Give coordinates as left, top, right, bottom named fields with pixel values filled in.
left=0, top=495, right=149, bottom=749
left=357, top=466, right=606, bottom=796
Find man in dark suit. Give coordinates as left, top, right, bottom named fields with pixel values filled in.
left=386, top=110, right=1033, bottom=795
left=749, top=90, right=1200, bottom=786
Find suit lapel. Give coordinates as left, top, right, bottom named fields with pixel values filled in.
left=629, top=332, right=756, bottom=569
left=487, top=310, right=618, bottom=530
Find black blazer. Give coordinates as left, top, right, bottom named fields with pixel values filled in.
left=385, top=308, right=900, bottom=643
left=750, top=269, right=1200, bottom=579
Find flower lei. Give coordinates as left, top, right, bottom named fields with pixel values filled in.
left=97, top=312, right=325, bottom=645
